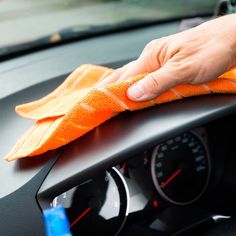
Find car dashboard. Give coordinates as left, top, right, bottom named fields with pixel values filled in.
left=37, top=113, right=236, bottom=236
left=1, top=17, right=236, bottom=236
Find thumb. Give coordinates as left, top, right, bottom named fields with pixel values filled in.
left=127, top=65, right=179, bottom=101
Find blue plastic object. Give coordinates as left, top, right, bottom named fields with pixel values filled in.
left=43, top=206, right=72, bottom=236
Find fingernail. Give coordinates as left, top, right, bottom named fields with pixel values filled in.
left=127, top=83, right=144, bottom=100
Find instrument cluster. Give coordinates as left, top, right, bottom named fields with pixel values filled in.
left=47, top=128, right=211, bottom=235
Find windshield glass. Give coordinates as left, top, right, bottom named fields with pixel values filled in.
left=1, top=0, right=218, bottom=52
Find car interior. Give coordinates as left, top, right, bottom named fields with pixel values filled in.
left=1, top=0, right=236, bottom=235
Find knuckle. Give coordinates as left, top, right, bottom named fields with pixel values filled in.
left=190, top=66, right=208, bottom=85
left=147, top=39, right=157, bottom=47
left=109, top=67, right=124, bottom=79
left=124, top=60, right=136, bottom=68
left=145, top=74, right=159, bottom=94
left=143, top=38, right=171, bottom=67
left=143, top=39, right=159, bottom=53
left=116, top=67, right=125, bottom=74
left=171, top=61, right=194, bottom=84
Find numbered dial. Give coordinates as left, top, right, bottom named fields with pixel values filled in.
left=51, top=167, right=129, bottom=236
left=151, top=131, right=210, bottom=205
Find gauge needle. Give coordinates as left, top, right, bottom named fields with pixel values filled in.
left=70, top=207, right=92, bottom=229
left=161, top=168, right=182, bottom=189
left=121, top=162, right=127, bottom=173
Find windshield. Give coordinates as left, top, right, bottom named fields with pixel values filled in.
left=1, top=0, right=218, bottom=56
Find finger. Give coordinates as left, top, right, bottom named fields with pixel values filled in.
left=127, top=65, right=179, bottom=101
left=96, top=60, right=136, bottom=87
left=119, top=60, right=150, bottom=80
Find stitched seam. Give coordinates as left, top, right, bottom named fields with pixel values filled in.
left=80, top=102, right=96, bottom=112
left=99, top=69, right=113, bottom=81
left=202, top=84, right=212, bottom=93
left=96, top=87, right=129, bottom=110
left=20, top=66, right=88, bottom=115
left=33, top=122, right=56, bottom=151
left=170, top=88, right=184, bottom=98
left=8, top=124, right=39, bottom=155
left=149, top=99, right=156, bottom=106
left=35, top=67, right=93, bottom=118
left=41, top=66, right=102, bottom=117
left=56, top=136, right=68, bottom=142
left=68, top=121, right=92, bottom=129
left=70, top=65, right=92, bottom=89
left=222, top=78, right=236, bottom=85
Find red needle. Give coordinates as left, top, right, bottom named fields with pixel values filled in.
left=70, top=207, right=92, bottom=229
left=121, top=162, right=127, bottom=173
left=161, top=168, right=182, bottom=189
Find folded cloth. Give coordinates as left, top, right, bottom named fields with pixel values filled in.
left=4, top=64, right=236, bottom=161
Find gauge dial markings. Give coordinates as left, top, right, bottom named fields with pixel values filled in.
left=151, top=131, right=210, bottom=205
left=50, top=167, right=129, bottom=236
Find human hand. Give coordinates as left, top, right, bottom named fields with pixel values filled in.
left=98, top=14, right=236, bottom=101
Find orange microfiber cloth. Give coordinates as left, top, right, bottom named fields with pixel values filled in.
left=4, top=64, right=236, bottom=161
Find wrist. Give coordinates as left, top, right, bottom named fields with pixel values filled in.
left=221, top=14, right=236, bottom=64
left=199, top=14, right=236, bottom=65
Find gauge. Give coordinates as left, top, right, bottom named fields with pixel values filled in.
left=151, top=131, right=210, bottom=205
left=51, top=167, right=129, bottom=236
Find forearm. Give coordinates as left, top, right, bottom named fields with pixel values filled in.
left=210, top=14, right=236, bottom=67
left=183, top=14, right=236, bottom=69
left=225, top=14, right=236, bottom=65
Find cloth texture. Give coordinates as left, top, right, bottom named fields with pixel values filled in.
left=4, top=64, right=236, bottom=161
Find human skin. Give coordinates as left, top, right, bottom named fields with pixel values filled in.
left=98, top=14, right=236, bottom=101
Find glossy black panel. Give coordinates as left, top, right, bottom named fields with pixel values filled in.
left=38, top=95, right=236, bottom=197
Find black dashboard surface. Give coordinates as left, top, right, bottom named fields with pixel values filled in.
left=1, top=18, right=236, bottom=236
left=0, top=20, right=180, bottom=198
left=38, top=94, right=236, bottom=197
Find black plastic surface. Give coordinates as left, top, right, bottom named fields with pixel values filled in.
left=38, top=94, right=236, bottom=198
left=0, top=155, right=57, bottom=236
left=202, top=216, right=236, bottom=236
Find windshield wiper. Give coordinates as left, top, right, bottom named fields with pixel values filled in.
left=0, top=12, right=212, bottom=62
